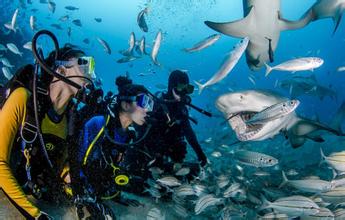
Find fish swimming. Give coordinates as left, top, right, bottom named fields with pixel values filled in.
left=116, top=56, right=139, bottom=63
left=23, top=42, right=32, bottom=51
left=65, top=6, right=79, bottom=11
left=137, top=36, right=148, bottom=55
left=4, top=9, right=19, bottom=33
left=184, top=34, right=221, bottom=53
left=47, top=0, right=56, bottom=13
left=97, top=37, right=111, bottom=54
left=72, top=19, right=82, bottom=27
left=194, top=194, right=223, bottom=215
left=337, top=66, right=345, bottom=72
left=30, top=15, right=37, bottom=31
left=94, top=18, right=102, bottom=23
left=151, top=30, right=162, bottom=66
left=194, top=37, right=249, bottom=94
left=6, top=43, right=23, bottom=56
left=119, top=32, right=136, bottom=56
left=137, top=7, right=148, bottom=32
left=2, top=67, right=13, bottom=80
left=264, top=57, right=324, bottom=77
left=245, top=100, right=300, bottom=125
left=233, top=150, right=278, bottom=167
left=205, top=0, right=314, bottom=70
left=216, top=90, right=344, bottom=148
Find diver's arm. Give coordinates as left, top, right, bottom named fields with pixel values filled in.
left=183, top=118, right=207, bottom=166
left=0, top=88, right=41, bottom=218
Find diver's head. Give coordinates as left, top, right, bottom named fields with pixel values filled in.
left=113, top=76, right=154, bottom=126
left=168, top=70, right=194, bottom=101
left=45, top=44, right=96, bottom=96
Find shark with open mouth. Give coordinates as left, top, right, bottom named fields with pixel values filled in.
left=216, top=90, right=344, bottom=148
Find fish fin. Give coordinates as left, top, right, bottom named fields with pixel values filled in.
left=264, top=62, right=273, bottom=77
left=319, top=147, right=326, bottom=167
left=279, top=9, right=313, bottom=31
left=258, top=194, right=271, bottom=211
left=333, top=10, right=343, bottom=35
left=204, top=6, right=254, bottom=38
left=194, top=80, right=205, bottom=95
left=305, top=134, right=325, bottom=143
left=279, top=171, right=289, bottom=188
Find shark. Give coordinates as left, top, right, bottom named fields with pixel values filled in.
left=303, top=0, right=345, bottom=34
left=204, top=0, right=313, bottom=70
left=216, top=90, right=344, bottom=148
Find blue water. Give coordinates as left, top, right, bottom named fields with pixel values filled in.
left=1, top=0, right=345, bottom=219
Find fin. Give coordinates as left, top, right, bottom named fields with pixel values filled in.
left=279, top=9, right=313, bottom=31
left=258, top=194, right=271, bottom=211
left=320, top=147, right=326, bottom=166
left=264, top=63, right=273, bottom=77
left=204, top=6, right=254, bottom=38
left=333, top=10, right=343, bottom=34
left=279, top=171, right=289, bottom=188
left=288, top=134, right=306, bottom=149
left=194, top=80, right=206, bottom=95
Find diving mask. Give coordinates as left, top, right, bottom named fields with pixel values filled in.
left=175, top=83, right=194, bottom=95
left=55, top=56, right=96, bottom=79
left=118, top=93, right=154, bottom=112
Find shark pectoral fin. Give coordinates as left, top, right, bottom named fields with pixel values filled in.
left=279, top=9, right=314, bottom=31
left=204, top=6, right=254, bottom=38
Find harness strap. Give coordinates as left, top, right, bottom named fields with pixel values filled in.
left=82, top=115, right=110, bottom=166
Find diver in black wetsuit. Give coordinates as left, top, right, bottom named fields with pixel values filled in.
left=143, top=70, right=208, bottom=170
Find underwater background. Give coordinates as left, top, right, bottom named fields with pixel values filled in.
left=1, top=0, right=345, bottom=219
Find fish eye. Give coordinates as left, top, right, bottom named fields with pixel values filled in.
left=283, top=104, right=286, bottom=107
left=268, top=159, right=272, bottom=162
left=290, top=101, right=294, bottom=105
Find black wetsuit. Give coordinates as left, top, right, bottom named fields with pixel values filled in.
left=143, top=93, right=207, bottom=167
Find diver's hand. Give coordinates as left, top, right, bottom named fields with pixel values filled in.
left=36, top=211, right=54, bottom=220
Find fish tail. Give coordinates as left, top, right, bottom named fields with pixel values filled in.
left=319, top=147, right=326, bottom=167
left=258, top=194, right=271, bottom=211
left=279, top=171, right=288, bottom=188
left=194, top=80, right=205, bottom=95
left=264, top=62, right=273, bottom=77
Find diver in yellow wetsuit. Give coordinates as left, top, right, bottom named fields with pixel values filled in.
left=0, top=42, right=96, bottom=219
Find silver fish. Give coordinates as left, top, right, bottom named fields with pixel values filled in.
left=174, top=184, right=195, bottom=197
left=260, top=195, right=320, bottom=217
left=147, top=207, right=165, bottom=220
left=300, top=207, right=334, bottom=220
left=234, top=150, right=278, bottom=167
left=172, top=204, right=188, bottom=218
left=30, top=15, right=37, bottom=31
left=193, top=184, right=208, bottom=197
left=1, top=58, right=14, bottom=68
left=334, top=208, right=345, bottom=219
left=4, top=9, right=19, bottom=32
left=47, top=0, right=56, bottom=13
left=194, top=37, right=249, bottom=94
left=217, top=175, right=230, bottom=189
left=0, top=44, right=8, bottom=51
left=223, top=182, right=241, bottom=198
left=97, top=37, right=111, bottom=54
left=23, top=42, right=32, bottom=51
left=137, top=8, right=148, bottom=32
left=245, top=100, right=300, bottom=124
left=120, top=32, right=136, bottom=56
left=320, top=148, right=345, bottom=173
left=175, top=167, right=190, bottom=176
left=265, top=57, right=324, bottom=77
left=184, top=34, right=221, bottom=53
left=321, top=187, right=345, bottom=204
left=59, top=15, right=69, bottom=22
left=6, top=43, right=23, bottom=56
left=337, top=66, right=345, bottom=72
left=138, top=36, right=148, bottom=55
left=259, top=212, right=289, bottom=220
left=2, top=67, right=13, bottom=80
left=211, top=151, right=222, bottom=158
left=280, top=171, right=334, bottom=193
left=151, top=30, right=162, bottom=66
left=157, top=176, right=181, bottom=187
left=194, top=194, right=223, bottom=215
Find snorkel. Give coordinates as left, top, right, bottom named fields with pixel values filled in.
left=31, top=30, right=95, bottom=168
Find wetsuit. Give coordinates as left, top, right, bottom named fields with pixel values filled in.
left=73, top=115, right=134, bottom=199
left=0, top=87, right=69, bottom=219
left=144, top=93, right=207, bottom=167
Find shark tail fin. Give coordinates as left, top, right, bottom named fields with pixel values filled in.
left=264, top=63, right=273, bottom=77
left=194, top=80, right=205, bottom=95
left=279, top=171, right=289, bottom=188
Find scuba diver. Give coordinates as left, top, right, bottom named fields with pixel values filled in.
left=71, top=76, right=154, bottom=219
left=142, top=70, right=208, bottom=174
left=0, top=30, right=96, bottom=219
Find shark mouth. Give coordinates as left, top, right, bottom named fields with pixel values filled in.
left=227, top=111, right=264, bottom=141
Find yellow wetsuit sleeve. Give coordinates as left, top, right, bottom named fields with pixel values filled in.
left=0, top=87, right=40, bottom=218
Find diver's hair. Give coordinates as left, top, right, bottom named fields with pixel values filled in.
left=41, top=44, right=85, bottom=85
left=115, top=76, right=148, bottom=97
